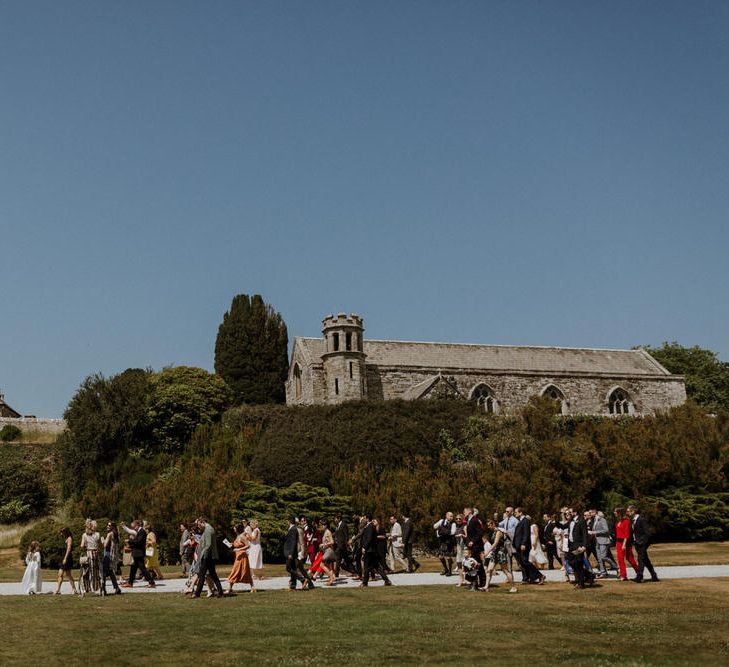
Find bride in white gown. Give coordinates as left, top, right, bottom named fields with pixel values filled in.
left=21, top=541, right=43, bottom=594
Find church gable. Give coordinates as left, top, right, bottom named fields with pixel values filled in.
left=402, top=374, right=465, bottom=401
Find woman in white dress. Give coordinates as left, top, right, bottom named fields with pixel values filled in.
left=247, top=519, right=264, bottom=579
left=528, top=516, right=548, bottom=569
left=22, top=541, right=42, bottom=594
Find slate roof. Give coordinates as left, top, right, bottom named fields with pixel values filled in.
left=294, top=337, right=673, bottom=377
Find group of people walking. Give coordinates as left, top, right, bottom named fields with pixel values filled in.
left=438, top=504, right=659, bottom=592
left=21, top=503, right=658, bottom=596
left=282, top=512, right=422, bottom=590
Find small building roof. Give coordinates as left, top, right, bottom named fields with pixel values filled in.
left=0, top=392, right=22, bottom=418
left=294, top=337, right=673, bottom=377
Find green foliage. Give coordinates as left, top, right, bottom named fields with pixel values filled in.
left=636, top=490, right=729, bottom=541
left=0, top=453, right=49, bottom=517
left=247, top=399, right=478, bottom=487
left=643, top=342, right=729, bottom=412
left=0, top=424, right=22, bottom=441
left=214, top=294, right=289, bottom=405
left=58, top=368, right=152, bottom=497
left=0, top=499, right=32, bottom=523
left=147, top=366, right=232, bottom=453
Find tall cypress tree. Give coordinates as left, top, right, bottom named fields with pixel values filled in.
left=214, top=294, right=289, bottom=405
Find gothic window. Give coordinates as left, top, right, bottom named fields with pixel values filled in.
left=349, top=361, right=354, bottom=379
left=608, top=387, right=633, bottom=415
left=332, top=333, right=339, bottom=352
left=542, top=384, right=568, bottom=415
left=471, top=383, right=498, bottom=414
left=293, top=364, right=302, bottom=400
left=346, top=332, right=352, bottom=351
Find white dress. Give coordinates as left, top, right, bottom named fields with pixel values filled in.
left=247, top=528, right=263, bottom=570
left=21, top=551, right=42, bottom=594
left=529, top=524, right=548, bottom=567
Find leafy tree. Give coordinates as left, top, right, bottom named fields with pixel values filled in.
left=0, top=424, right=22, bottom=441
left=58, top=368, right=152, bottom=497
left=642, top=342, right=729, bottom=412
left=214, top=294, right=289, bottom=405
left=147, top=366, right=232, bottom=453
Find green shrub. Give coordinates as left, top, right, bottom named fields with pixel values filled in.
left=0, top=500, right=32, bottom=523
left=0, top=457, right=49, bottom=517
left=640, top=489, right=729, bottom=541
left=247, top=399, right=478, bottom=487
left=0, top=424, right=23, bottom=441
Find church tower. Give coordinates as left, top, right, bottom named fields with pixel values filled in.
left=321, top=313, right=367, bottom=403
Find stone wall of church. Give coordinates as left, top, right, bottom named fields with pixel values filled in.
left=365, top=365, right=686, bottom=416
left=285, top=360, right=328, bottom=405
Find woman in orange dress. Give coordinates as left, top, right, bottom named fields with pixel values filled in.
left=226, top=523, right=256, bottom=594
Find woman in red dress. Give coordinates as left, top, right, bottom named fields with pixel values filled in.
left=614, top=507, right=639, bottom=581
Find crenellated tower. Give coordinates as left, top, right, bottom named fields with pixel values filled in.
left=321, top=313, right=367, bottom=403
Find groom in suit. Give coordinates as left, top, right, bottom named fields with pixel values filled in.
left=121, top=519, right=155, bottom=588
left=627, top=505, right=659, bottom=583
left=283, top=517, right=303, bottom=590
left=513, top=508, right=544, bottom=585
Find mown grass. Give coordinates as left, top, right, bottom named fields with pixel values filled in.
left=0, top=579, right=728, bottom=666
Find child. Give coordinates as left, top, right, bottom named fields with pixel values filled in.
left=461, top=548, right=480, bottom=592
left=21, top=541, right=42, bottom=595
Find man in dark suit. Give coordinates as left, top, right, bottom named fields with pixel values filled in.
left=349, top=514, right=367, bottom=579
left=542, top=513, right=562, bottom=570
left=565, top=507, right=590, bottom=589
left=120, top=519, right=155, bottom=588
left=513, top=508, right=545, bottom=585
left=334, top=513, right=353, bottom=577
left=359, top=517, right=392, bottom=588
left=627, top=505, right=659, bottom=583
left=401, top=512, right=420, bottom=573
left=283, top=517, right=305, bottom=590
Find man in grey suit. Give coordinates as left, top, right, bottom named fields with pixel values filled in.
left=192, top=517, right=224, bottom=598
left=589, top=510, right=618, bottom=578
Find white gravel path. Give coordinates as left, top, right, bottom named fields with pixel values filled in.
left=2, top=564, right=727, bottom=596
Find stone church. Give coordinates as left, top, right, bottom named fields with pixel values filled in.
left=285, top=313, right=686, bottom=416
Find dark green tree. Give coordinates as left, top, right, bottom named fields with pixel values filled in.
left=147, top=366, right=232, bottom=453
left=58, top=368, right=152, bottom=497
left=642, top=343, right=729, bottom=412
left=214, top=294, right=289, bottom=405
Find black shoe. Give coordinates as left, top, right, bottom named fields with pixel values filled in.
left=632, top=577, right=644, bottom=583
left=384, top=580, right=393, bottom=586
left=114, top=589, right=122, bottom=595
left=650, top=577, right=660, bottom=582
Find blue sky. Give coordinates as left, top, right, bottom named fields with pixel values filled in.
left=1, top=2, right=727, bottom=418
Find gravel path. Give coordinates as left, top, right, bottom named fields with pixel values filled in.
left=2, top=564, right=728, bottom=596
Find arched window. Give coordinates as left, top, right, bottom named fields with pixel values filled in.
left=471, top=383, right=499, bottom=414
left=541, top=384, right=568, bottom=415
left=608, top=387, right=633, bottom=415
left=293, top=364, right=302, bottom=400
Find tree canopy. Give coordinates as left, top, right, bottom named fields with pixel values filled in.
left=214, top=294, right=289, bottom=405
left=643, top=342, right=729, bottom=412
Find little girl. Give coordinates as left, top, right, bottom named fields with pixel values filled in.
left=21, top=541, right=42, bottom=595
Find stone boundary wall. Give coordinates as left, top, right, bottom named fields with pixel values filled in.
left=0, top=417, right=66, bottom=435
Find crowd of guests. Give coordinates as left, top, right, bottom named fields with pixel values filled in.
left=21, top=503, right=658, bottom=596
left=433, top=504, right=659, bottom=592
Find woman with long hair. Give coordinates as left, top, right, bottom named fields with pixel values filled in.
left=101, top=521, right=122, bottom=596
left=614, top=507, right=639, bottom=581
left=226, top=523, right=256, bottom=594
left=54, top=527, right=78, bottom=595
left=143, top=520, right=164, bottom=581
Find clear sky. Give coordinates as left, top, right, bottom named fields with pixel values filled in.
left=1, top=2, right=727, bottom=418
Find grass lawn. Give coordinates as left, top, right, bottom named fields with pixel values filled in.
left=1, top=578, right=728, bottom=666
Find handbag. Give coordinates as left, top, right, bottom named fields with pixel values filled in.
left=323, top=547, right=335, bottom=562
left=145, top=547, right=154, bottom=558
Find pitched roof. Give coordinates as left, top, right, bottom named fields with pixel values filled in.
left=294, top=337, right=673, bottom=377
